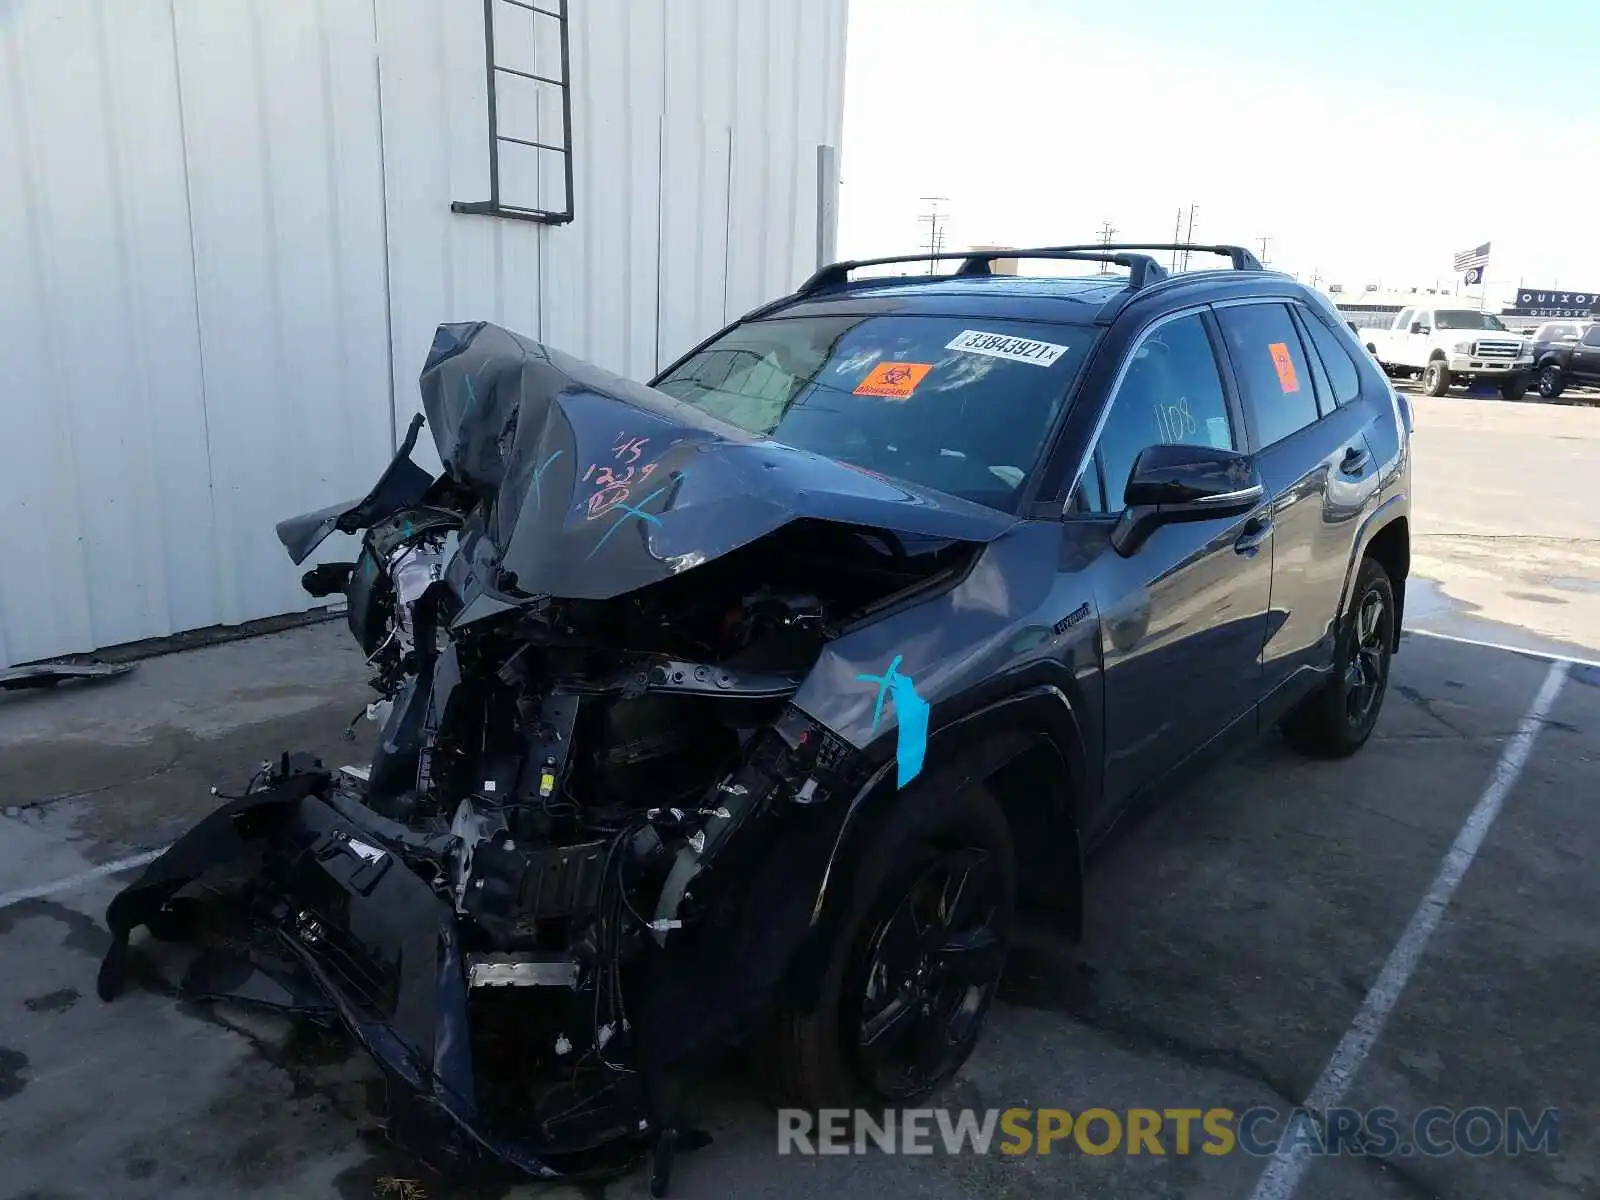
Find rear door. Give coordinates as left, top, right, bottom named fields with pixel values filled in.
left=1213, top=300, right=1384, bottom=707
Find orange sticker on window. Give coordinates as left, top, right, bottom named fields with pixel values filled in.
left=854, top=362, right=933, bottom=398
left=1268, top=342, right=1300, bottom=393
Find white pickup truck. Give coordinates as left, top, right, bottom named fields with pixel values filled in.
left=1362, top=306, right=1533, bottom=399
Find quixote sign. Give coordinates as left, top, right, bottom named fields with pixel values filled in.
left=1506, top=288, right=1600, bottom=318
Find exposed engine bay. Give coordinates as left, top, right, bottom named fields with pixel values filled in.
left=97, top=323, right=1012, bottom=1192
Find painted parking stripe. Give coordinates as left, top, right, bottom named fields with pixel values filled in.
left=0, top=847, right=167, bottom=912
left=1248, top=658, right=1570, bottom=1200
left=1406, top=626, right=1600, bottom=671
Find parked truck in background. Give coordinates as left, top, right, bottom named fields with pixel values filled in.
left=1362, top=306, right=1533, bottom=399
left=1530, top=321, right=1600, bottom=399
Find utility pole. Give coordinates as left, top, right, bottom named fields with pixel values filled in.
left=1180, top=204, right=1198, bottom=271
left=1257, top=236, right=1271, bottom=266
left=1097, top=219, right=1118, bottom=252
left=917, top=197, right=949, bottom=273
left=1170, top=208, right=1184, bottom=271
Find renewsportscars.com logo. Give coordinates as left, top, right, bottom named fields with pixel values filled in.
left=778, top=1106, right=1560, bottom=1159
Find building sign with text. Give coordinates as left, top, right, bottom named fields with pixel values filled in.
left=1505, top=288, right=1600, bottom=318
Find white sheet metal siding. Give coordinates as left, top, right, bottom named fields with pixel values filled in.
left=0, top=0, right=848, bottom=667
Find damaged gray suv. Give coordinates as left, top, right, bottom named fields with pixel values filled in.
left=98, top=243, right=1411, bottom=1193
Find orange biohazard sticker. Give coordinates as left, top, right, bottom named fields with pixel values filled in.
left=1268, top=342, right=1300, bottom=394
left=854, top=362, right=933, bottom=398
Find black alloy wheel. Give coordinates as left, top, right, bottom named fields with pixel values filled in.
left=1282, top=555, right=1396, bottom=758
left=847, top=847, right=1007, bottom=1099
left=1343, top=583, right=1392, bottom=731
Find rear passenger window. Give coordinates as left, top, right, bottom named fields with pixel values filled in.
left=1216, top=304, right=1322, bottom=447
left=1297, top=309, right=1363, bottom=406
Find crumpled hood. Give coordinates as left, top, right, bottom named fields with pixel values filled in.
left=418, top=322, right=1019, bottom=601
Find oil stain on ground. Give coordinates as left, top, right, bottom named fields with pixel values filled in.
left=22, top=988, right=79, bottom=1014
left=0, top=1046, right=30, bottom=1101
left=0, top=899, right=112, bottom=959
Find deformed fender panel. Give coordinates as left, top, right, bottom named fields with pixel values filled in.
left=779, top=520, right=1101, bottom=1004
left=791, top=520, right=1092, bottom=767
left=275, top=414, right=434, bottom=565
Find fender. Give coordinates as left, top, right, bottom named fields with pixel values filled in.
left=275, top=413, right=432, bottom=565
left=1336, top=492, right=1409, bottom=651
left=780, top=683, right=1090, bottom=1012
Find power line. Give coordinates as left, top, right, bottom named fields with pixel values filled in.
left=917, top=197, right=950, bottom=274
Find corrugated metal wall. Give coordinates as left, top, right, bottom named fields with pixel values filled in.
left=0, top=0, right=848, bottom=668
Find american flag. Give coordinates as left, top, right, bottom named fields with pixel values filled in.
left=1452, top=242, right=1491, bottom=272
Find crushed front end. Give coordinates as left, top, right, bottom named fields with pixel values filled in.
left=99, top=322, right=1003, bottom=1191
left=97, top=563, right=888, bottom=1187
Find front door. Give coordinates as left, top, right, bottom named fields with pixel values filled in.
left=1065, top=308, right=1272, bottom=818
left=1571, top=324, right=1600, bottom=384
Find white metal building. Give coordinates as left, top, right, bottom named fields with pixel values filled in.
left=0, top=0, right=848, bottom=668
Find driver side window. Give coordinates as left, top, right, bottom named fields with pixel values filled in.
left=1071, top=312, right=1236, bottom=514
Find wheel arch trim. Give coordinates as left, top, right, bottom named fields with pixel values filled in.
left=1337, top=497, right=1410, bottom=652
left=807, top=684, right=1088, bottom=929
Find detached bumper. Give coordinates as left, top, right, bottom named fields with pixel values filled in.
left=97, top=766, right=644, bottom=1180
left=1445, top=356, right=1533, bottom=375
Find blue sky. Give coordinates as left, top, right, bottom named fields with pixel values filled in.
left=838, top=0, right=1600, bottom=295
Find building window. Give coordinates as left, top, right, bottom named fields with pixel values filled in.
left=451, top=0, right=574, bottom=224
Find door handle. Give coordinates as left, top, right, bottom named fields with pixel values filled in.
left=1339, top=445, right=1371, bottom=476
left=1234, top=516, right=1272, bottom=556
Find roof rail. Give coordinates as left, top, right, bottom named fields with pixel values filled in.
left=1086, top=243, right=1264, bottom=271
left=797, top=247, right=1169, bottom=296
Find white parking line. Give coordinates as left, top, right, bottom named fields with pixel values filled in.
left=1406, top=626, right=1600, bottom=670
left=0, top=847, right=167, bottom=911
left=1248, top=658, right=1570, bottom=1200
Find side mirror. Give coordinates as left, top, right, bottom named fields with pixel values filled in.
left=1109, top=444, right=1264, bottom=557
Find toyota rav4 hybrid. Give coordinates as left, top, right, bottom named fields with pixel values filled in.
left=98, top=242, right=1411, bottom=1194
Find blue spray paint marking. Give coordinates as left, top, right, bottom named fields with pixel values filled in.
left=855, top=653, right=930, bottom=789
left=528, top=449, right=562, bottom=513
left=586, top=480, right=672, bottom=559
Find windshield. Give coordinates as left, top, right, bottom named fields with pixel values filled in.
left=1536, top=323, right=1580, bottom=341
left=1434, top=310, right=1508, bottom=331
left=653, top=313, right=1095, bottom=510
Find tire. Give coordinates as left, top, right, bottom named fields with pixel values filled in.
left=1282, top=556, right=1396, bottom=759
left=754, top=768, right=1016, bottom=1109
left=1421, top=360, right=1451, bottom=396
left=1500, top=376, right=1529, bottom=402
left=1537, top=364, right=1565, bottom=400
